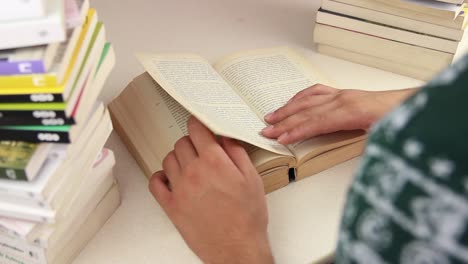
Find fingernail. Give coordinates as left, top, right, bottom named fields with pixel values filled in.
left=262, top=125, right=274, bottom=134
left=264, top=112, right=274, bottom=121
left=278, top=132, right=288, bottom=144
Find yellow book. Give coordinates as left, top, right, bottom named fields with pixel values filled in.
left=0, top=9, right=97, bottom=97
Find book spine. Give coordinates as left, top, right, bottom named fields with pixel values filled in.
left=0, top=61, right=46, bottom=75
left=0, top=110, right=73, bottom=124
left=0, top=193, right=50, bottom=210
left=0, top=169, right=27, bottom=182
left=0, top=130, right=70, bottom=143
left=0, top=0, right=46, bottom=22
left=0, top=93, right=65, bottom=103
left=0, top=74, right=58, bottom=88
left=0, top=233, right=47, bottom=264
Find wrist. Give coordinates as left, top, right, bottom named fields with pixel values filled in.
left=203, top=233, right=274, bottom=264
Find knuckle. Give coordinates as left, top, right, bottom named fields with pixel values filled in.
left=162, top=151, right=175, bottom=168
left=174, top=136, right=190, bottom=150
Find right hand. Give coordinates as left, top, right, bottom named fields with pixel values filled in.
left=262, top=84, right=417, bottom=145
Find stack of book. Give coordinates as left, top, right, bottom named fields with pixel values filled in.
left=0, top=0, right=119, bottom=263
left=314, top=0, right=468, bottom=80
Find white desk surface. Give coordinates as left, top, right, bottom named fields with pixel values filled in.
left=73, top=0, right=423, bottom=263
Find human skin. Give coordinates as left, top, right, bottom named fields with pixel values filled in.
left=149, top=85, right=417, bottom=263
left=262, top=84, right=417, bottom=145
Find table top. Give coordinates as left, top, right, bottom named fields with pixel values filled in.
left=72, top=0, right=423, bottom=263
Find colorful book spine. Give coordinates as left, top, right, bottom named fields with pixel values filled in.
left=0, top=74, right=58, bottom=88
left=0, top=61, right=47, bottom=75
left=0, top=126, right=72, bottom=143
left=0, top=111, right=74, bottom=126
left=0, top=93, right=65, bottom=103
left=0, top=102, right=66, bottom=111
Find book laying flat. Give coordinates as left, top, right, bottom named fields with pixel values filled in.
left=0, top=0, right=46, bottom=22
left=0, top=148, right=115, bottom=245
left=0, top=0, right=88, bottom=88
left=0, top=8, right=99, bottom=101
left=0, top=44, right=59, bottom=75
left=317, top=44, right=437, bottom=80
left=0, top=142, right=52, bottom=182
left=320, top=0, right=465, bottom=41
left=0, top=183, right=120, bottom=264
left=0, top=0, right=66, bottom=50
left=0, top=108, right=113, bottom=222
left=313, top=24, right=457, bottom=74
left=316, top=9, right=460, bottom=53
left=110, top=47, right=366, bottom=193
left=332, top=0, right=467, bottom=29
left=0, top=103, right=107, bottom=205
left=0, top=41, right=114, bottom=127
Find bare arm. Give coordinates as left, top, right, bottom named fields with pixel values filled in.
left=262, top=84, right=418, bottom=144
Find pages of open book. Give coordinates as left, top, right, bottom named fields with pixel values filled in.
left=137, top=52, right=292, bottom=156
left=214, top=47, right=365, bottom=163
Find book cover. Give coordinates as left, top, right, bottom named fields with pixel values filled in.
left=0, top=94, right=65, bottom=104
left=0, top=142, right=39, bottom=181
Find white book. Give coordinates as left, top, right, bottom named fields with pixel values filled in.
left=316, top=10, right=460, bottom=53
left=0, top=183, right=120, bottom=264
left=317, top=44, right=437, bottom=80
left=0, top=0, right=66, bottom=50
left=0, top=0, right=47, bottom=22
left=0, top=103, right=105, bottom=202
left=333, top=0, right=466, bottom=29
left=402, top=0, right=465, bottom=17
left=321, top=0, right=465, bottom=41
left=313, top=23, right=454, bottom=72
left=0, top=148, right=115, bottom=242
left=0, top=109, right=113, bottom=223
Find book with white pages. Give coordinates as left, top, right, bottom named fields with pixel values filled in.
left=0, top=109, right=112, bottom=223
left=320, top=0, right=465, bottom=41
left=0, top=103, right=106, bottom=203
left=0, top=0, right=66, bottom=50
left=0, top=0, right=46, bottom=22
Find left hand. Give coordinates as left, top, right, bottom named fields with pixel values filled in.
left=149, top=117, right=274, bottom=264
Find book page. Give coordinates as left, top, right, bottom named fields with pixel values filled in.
left=137, top=53, right=291, bottom=156
left=214, top=47, right=360, bottom=161
left=214, top=47, right=328, bottom=119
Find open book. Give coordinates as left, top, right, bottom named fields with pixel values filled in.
left=109, top=47, right=367, bottom=193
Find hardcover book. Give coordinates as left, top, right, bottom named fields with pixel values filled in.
left=110, top=47, right=366, bottom=193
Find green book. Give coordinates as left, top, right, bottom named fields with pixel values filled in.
left=0, top=141, right=50, bottom=181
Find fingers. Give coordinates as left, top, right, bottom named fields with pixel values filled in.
left=289, top=84, right=337, bottom=102
left=149, top=171, right=173, bottom=213
left=264, top=94, right=335, bottom=124
left=262, top=101, right=337, bottom=140
left=162, top=151, right=181, bottom=186
left=187, top=116, right=221, bottom=155
left=220, top=137, right=255, bottom=177
left=275, top=108, right=349, bottom=144
left=174, top=136, right=198, bottom=166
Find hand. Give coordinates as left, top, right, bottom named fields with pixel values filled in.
left=262, top=84, right=417, bottom=145
left=149, top=117, right=274, bottom=264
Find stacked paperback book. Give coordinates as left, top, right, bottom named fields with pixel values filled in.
left=0, top=0, right=119, bottom=263
left=314, top=0, right=468, bottom=80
